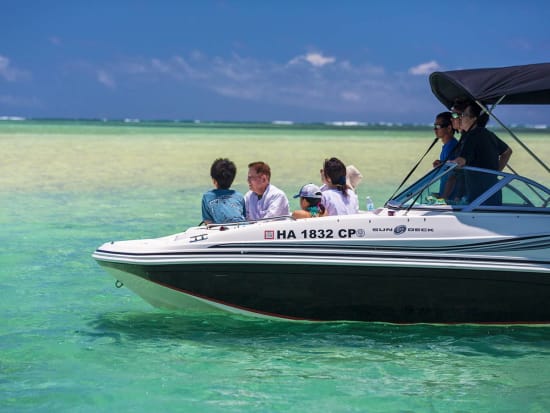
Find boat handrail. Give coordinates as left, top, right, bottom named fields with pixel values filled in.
left=388, top=164, right=550, bottom=212
left=205, top=215, right=294, bottom=230
left=387, top=162, right=458, bottom=209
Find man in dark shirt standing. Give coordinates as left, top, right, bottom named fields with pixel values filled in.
left=452, top=102, right=512, bottom=204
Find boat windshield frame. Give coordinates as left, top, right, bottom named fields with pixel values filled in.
left=387, top=163, right=550, bottom=213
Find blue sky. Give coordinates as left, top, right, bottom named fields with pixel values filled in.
left=1, top=1, right=549, bottom=124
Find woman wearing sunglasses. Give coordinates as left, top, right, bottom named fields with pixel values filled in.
left=453, top=102, right=512, bottom=171
left=451, top=101, right=513, bottom=205
left=432, top=111, right=459, bottom=198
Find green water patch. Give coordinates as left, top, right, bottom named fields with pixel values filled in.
left=2, top=124, right=547, bottom=208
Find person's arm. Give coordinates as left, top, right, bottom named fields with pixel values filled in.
left=321, top=193, right=336, bottom=216
left=453, top=132, right=474, bottom=168
left=292, top=209, right=311, bottom=219
left=201, top=195, right=214, bottom=224
left=242, top=200, right=247, bottom=221
left=244, top=192, right=255, bottom=221
left=264, top=193, right=290, bottom=217
left=498, top=147, right=512, bottom=171
left=492, top=133, right=512, bottom=171
left=441, top=174, right=457, bottom=199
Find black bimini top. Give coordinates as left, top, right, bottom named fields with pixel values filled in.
left=430, top=63, right=550, bottom=109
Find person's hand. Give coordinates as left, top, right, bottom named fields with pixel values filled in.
left=453, top=157, right=466, bottom=167
left=433, top=160, right=442, bottom=168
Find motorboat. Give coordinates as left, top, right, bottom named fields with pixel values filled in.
left=93, top=63, right=550, bottom=324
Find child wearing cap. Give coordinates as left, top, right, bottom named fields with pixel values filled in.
left=292, top=183, right=326, bottom=219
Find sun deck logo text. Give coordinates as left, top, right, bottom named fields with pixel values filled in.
left=371, top=225, right=434, bottom=235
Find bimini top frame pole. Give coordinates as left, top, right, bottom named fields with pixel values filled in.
left=474, top=98, right=549, bottom=173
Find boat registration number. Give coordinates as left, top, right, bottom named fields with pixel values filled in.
left=265, top=228, right=363, bottom=240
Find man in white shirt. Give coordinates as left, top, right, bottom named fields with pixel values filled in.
left=244, top=161, right=290, bottom=220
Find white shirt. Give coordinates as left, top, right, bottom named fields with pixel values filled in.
left=321, top=188, right=359, bottom=216
left=245, top=184, right=290, bottom=220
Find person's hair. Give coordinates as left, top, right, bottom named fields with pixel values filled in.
left=436, top=111, right=455, bottom=134
left=346, top=165, right=363, bottom=190
left=436, top=111, right=452, bottom=126
left=323, top=157, right=349, bottom=196
left=248, top=161, right=271, bottom=180
left=463, top=102, right=490, bottom=128
left=303, top=197, right=322, bottom=206
left=451, top=98, right=469, bottom=113
left=303, top=197, right=325, bottom=214
left=210, top=158, right=237, bottom=189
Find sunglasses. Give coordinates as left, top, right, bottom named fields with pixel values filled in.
left=451, top=112, right=462, bottom=119
left=433, top=123, right=450, bottom=129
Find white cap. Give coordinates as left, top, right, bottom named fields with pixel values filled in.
left=293, top=183, right=322, bottom=199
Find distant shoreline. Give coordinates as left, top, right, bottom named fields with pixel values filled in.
left=0, top=117, right=547, bottom=132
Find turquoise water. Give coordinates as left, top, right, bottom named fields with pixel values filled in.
left=2, top=121, right=550, bottom=412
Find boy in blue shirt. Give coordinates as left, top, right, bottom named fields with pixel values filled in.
left=201, top=158, right=246, bottom=224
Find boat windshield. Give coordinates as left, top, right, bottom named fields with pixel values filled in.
left=387, top=164, right=550, bottom=212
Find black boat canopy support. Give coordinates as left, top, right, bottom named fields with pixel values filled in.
left=474, top=97, right=547, bottom=173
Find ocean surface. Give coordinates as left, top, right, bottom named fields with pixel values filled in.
left=2, top=120, right=550, bottom=412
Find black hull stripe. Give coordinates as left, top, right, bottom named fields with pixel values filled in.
left=151, top=279, right=319, bottom=321
left=148, top=279, right=550, bottom=325
left=216, top=234, right=550, bottom=253
left=99, top=260, right=550, bottom=323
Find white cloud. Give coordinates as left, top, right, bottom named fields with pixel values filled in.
left=190, top=50, right=204, bottom=61
left=0, top=55, right=30, bottom=82
left=289, top=52, right=336, bottom=67
left=97, top=70, right=116, bottom=88
left=173, top=56, right=205, bottom=79
left=305, top=52, right=336, bottom=67
left=340, top=91, right=361, bottom=102
left=151, top=58, right=171, bottom=73
left=119, top=62, right=149, bottom=75
left=95, top=52, right=433, bottom=118
left=408, top=60, right=442, bottom=75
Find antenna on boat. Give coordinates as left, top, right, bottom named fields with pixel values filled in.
left=387, top=137, right=439, bottom=202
